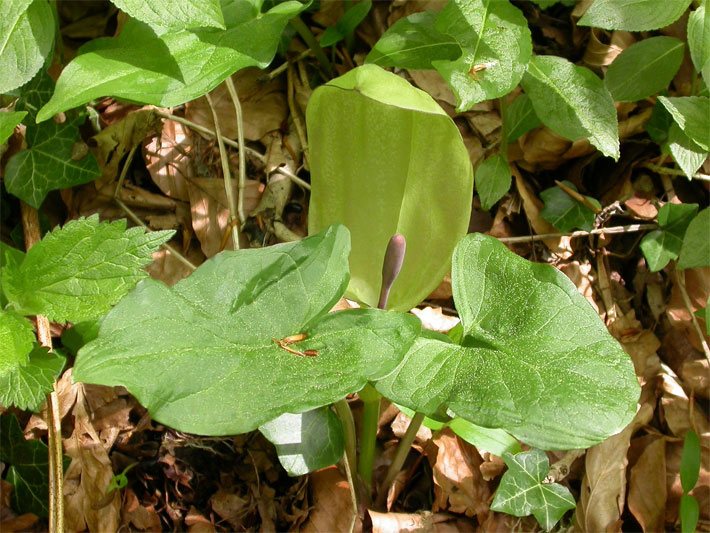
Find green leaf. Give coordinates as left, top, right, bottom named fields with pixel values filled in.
left=0, top=413, right=69, bottom=517
left=365, top=11, right=462, bottom=69
left=74, top=226, right=422, bottom=435
left=605, top=37, right=684, bottom=101
left=522, top=55, right=619, bottom=160
left=640, top=202, right=698, bottom=271
left=681, top=494, right=700, bottom=533
left=681, top=430, right=701, bottom=493
left=475, top=154, right=511, bottom=211
left=320, top=0, right=372, bottom=47
left=432, top=0, right=532, bottom=111
left=0, top=346, right=65, bottom=411
left=0, top=0, right=55, bottom=93
left=502, top=93, right=541, bottom=144
left=307, top=65, right=473, bottom=311
left=2, top=215, right=174, bottom=322
left=578, top=0, right=693, bottom=31
left=491, top=449, right=576, bottom=531
left=658, top=96, right=710, bottom=151
left=645, top=99, right=673, bottom=144
left=540, top=181, right=600, bottom=232
left=448, top=418, right=522, bottom=456
left=679, top=207, right=710, bottom=269
left=688, top=2, right=710, bottom=77
left=37, top=1, right=306, bottom=121
left=0, top=310, right=34, bottom=376
left=111, top=0, right=225, bottom=32
left=376, top=234, right=640, bottom=450
left=666, top=123, right=708, bottom=179
left=0, top=243, right=25, bottom=308
left=0, top=111, right=27, bottom=144
left=60, top=320, right=100, bottom=357
left=259, top=408, right=344, bottom=476
left=695, top=299, right=710, bottom=335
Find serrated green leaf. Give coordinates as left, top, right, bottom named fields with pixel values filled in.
left=688, top=2, right=710, bottom=77
left=666, top=123, right=708, bottom=179
left=502, top=93, right=541, bottom=144
left=578, top=0, right=692, bottom=31
left=0, top=310, right=35, bottom=376
left=74, top=226, right=422, bottom=435
left=540, top=181, right=600, bottom=232
left=658, top=96, right=710, bottom=151
left=0, top=346, right=65, bottom=411
left=0, top=243, right=25, bottom=308
left=307, top=65, right=473, bottom=311
left=2, top=215, right=174, bottom=322
left=376, top=234, right=640, bottom=450
left=433, top=0, right=532, bottom=111
left=491, top=449, right=576, bottom=531
left=679, top=207, right=710, bottom=269
left=476, top=154, right=511, bottom=211
left=37, top=2, right=306, bottom=121
left=0, top=111, right=27, bottom=144
left=366, top=11, right=461, bottom=69
left=111, top=0, right=225, bottom=32
left=260, top=408, right=344, bottom=476
left=522, top=55, right=619, bottom=160
left=681, top=430, right=701, bottom=493
left=640, top=202, right=698, bottom=271
left=0, top=0, right=55, bottom=94
left=605, top=37, right=684, bottom=101
left=320, top=0, right=372, bottom=47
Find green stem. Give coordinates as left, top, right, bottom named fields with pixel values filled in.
left=334, top=399, right=358, bottom=485
left=289, top=16, right=333, bottom=75
left=357, top=383, right=381, bottom=496
left=374, top=412, right=425, bottom=510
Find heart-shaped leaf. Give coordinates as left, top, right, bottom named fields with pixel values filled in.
left=375, top=233, right=640, bottom=450
left=640, top=202, right=698, bottom=271
left=74, top=226, right=421, bottom=435
left=111, top=0, right=225, bottom=32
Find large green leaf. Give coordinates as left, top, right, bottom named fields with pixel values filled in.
left=688, top=2, right=710, bottom=79
left=307, top=65, right=473, bottom=311
left=605, top=37, right=684, bottom=102
left=679, top=208, right=710, bottom=269
left=666, top=123, right=708, bottom=179
left=640, top=203, right=698, bottom=272
left=2, top=215, right=174, bottom=323
left=111, top=0, right=225, bottom=32
left=0, top=0, right=55, bottom=94
left=260, top=408, right=344, bottom=476
left=658, top=96, right=710, bottom=151
left=522, top=55, right=619, bottom=160
left=491, top=449, right=576, bottom=531
left=36, top=1, right=306, bottom=121
left=0, top=346, right=65, bottom=411
left=365, top=11, right=461, bottom=69
left=432, top=0, right=532, bottom=111
left=376, top=234, right=640, bottom=450
left=74, top=226, right=421, bottom=435
left=578, top=0, right=693, bottom=31
left=0, top=310, right=34, bottom=376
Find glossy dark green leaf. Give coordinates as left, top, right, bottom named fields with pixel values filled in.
left=502, top=93, right=541, bottom=144
left=320, top=0, right=372, bottom=47
left=540, top=181, right=600, bottom=232
left=475, top=154, right=511, bottom=211
left=640, top=203, right=698, bottom=271
left=679, top=207, right=710, bottom=269
left=376, top=234, right=639, bottom=450
left=111, top=0, right=225, bottom=32
left=578, top=0, right=692, bottom=31
left=0, top=346, right=65, bottom=411
left=260, top=408, right=344, bottom=476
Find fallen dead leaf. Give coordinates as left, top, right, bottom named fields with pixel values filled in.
left=210, top=490, right=250, bottom=530
left=658, top=364, right=710, bottom=437
left=667, top=267, right=710, bottom=352
left=185, top=506, right=215, bottom=533
left=681, top=358, right=709, bottom=399
left=143, top=119, right=193, bottom=202
left=627, top=436, right=667, bottom=532
left=368, top=509, right=462, bottom=533
left=147, top=246, right=205, bottom=286
left=121, top=488, right=162, bottom=532
left=302, top=467, right=359, bottom=533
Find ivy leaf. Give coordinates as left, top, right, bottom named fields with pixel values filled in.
left=491, top=449, right=576, bottom=531
left=502, top=93, right=541, bottom=144
left=605, top=37, right=684, bottom=102
left=320, top=0, right=372, bottom=47
left=0, top=346, right=65, bottom=411
left=679, top=208, right=710, bottom=269
left=578, top=0, right=693, bottom=31
left=74, top=226, right=421, bottom=436
left=376, top=234, right=640, bottom=450
left=475, top=154, right=511, bottom=211
left=540, top=181, right=600, bottom=232
left=2, top=215, right=174, bottom=323
left=666, top=123, right=708, bottom=179
left=0, top=310, right=35, bottom=376
left=522, top=55, right=619, bottom=160
left=0, top=0, right=55, bottom=94
left=37, top=2, right=306, bottom=121
left=433, top=0, right=532, bottom=111
left=111, top=0, right=225, bottom=32
left=640, top=203, right=698, bottom=272
left=0, top=111, right=27, bottom=144
left=658, top=96, right=710, bottom=151
left=259, top=408, right=344, bottom=476
left=366, top=11, right=462, bottom=69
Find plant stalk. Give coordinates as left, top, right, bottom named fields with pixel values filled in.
left=334, top=399, right=358, bottom=489
left=224, top=77, right=247, bottom=226
left=289, top=16, right=333, bottom=75
left=357, top=383, right=381, bottom=495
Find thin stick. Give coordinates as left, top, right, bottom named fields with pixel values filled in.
left=224, top=77, right=247, bottom=226
left=496, top=223, right=657, bottom=244
left=555, top=180, right=601, bottom=213
left=287, top=62, right=310, bottom=168
left=643, top=163, right=710, bottom=182
left=289, top=16, right=332, bottom=75
left=375, top=412, right=425, bottom=510
left=266, top=49, right=312, bottom=80
left=20, top=202, right=64, bottom=533
left=675, top=269, right=710, bottom=363
left=205, top=92, right=240, bottom=249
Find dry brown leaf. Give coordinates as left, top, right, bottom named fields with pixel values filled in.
left=368, top=509, right=455, bottom=533
left=185, top=68, right=287, bottom=142
left=628, top=436, right=667, bottom=532
left=121, top=488, right=162, bottom=532
left=667, top=267, right=710, bottom=352
left=681, top=358, right=709, bottom=399
left=477, top=510, right=539, bottom=532
left=559, top=261, right=600, bottom=313
left=407, top=71, right=457, bottom=107
left=185, top=506, right=216, bottom=533
left=427, top=275, right=453, bottom=300
left=391, top=412, right=433, bottom=445
left=428, top=429, right=490, bottom=523
left=147, top=246, right=205, bottom=286
left=479, top=453, right=506, bottom=482
left=302, top=467, right=359, bottom=533
left=519, top=127, right=572, bottom=169
left=143, top=119, right=193, bottom=201
left=608, top=308, right=661, bottom=380
left=210, top=490, right=250, bottom=530
left=658, top=365, right=710, bottom=437
left=63, top=386, right=121, bottom=532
